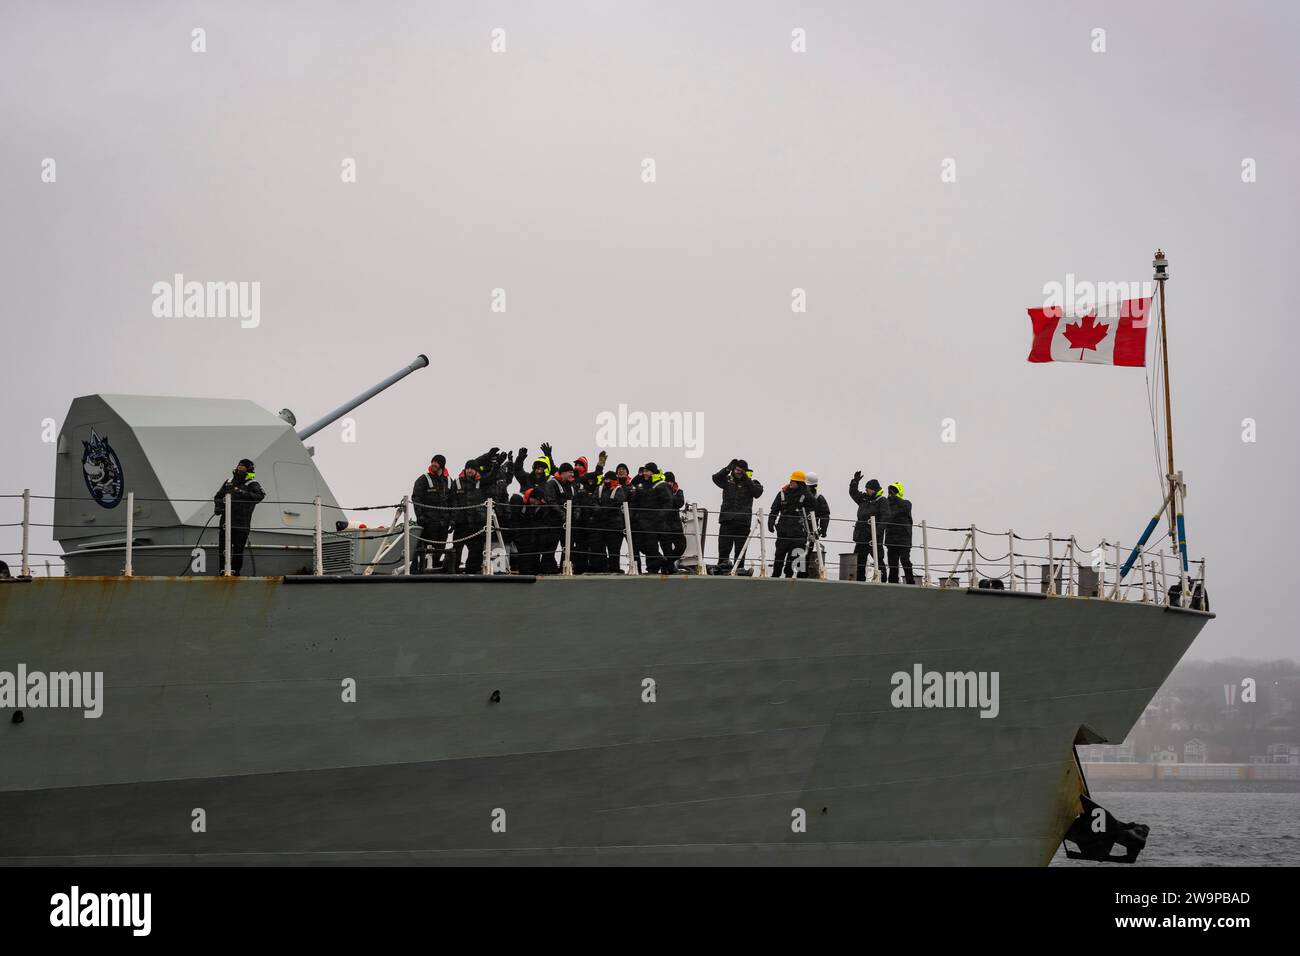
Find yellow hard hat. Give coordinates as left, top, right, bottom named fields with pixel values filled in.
left=789, top=469, right=807, bottom=483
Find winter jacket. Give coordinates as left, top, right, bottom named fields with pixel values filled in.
left=849, top=476, right=885, bottom=544
left=666, top=484, right=686, bottom=534
left=450, top=462, right=510, bottom=529
left=213, top=477, right=265, bottom=530
left=630, top=474, right=673, bottom=533
left=768, top=484, right=814, bottom=536
left=572, top=479, right=602, bottom=531
left=542, top=475, right=575, bottom=527
left=879, top=493, right=913, bottom=546
left=513, top=455, right=553, bottom=494
left=412, top=470, right=452, bottom=529
left=712, top=466, right=764, bottom=525
left=597, top=480, right=628, bottom=529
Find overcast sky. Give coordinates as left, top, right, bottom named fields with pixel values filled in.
left=3, top=0, right=1297, bottom=659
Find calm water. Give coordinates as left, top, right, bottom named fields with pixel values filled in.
left=1050, top=785, right=1300, bottom=866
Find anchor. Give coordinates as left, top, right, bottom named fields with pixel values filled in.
left=1062, top=794, right=1150, bottom=864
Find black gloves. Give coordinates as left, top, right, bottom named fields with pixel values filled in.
left=853, top=470, right=863, bottom=482
left=540, top=442, right=553, bottom=460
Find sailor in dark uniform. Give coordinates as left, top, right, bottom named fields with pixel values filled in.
left=213, top=458, right=265, bottom=575
left=411, top=454, right=451, bottom=573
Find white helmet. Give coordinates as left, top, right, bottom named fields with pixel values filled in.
left=804, top=471, right=819, bottom=487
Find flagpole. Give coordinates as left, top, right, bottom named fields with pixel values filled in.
left=1153, top=249, right=1178, bottom=549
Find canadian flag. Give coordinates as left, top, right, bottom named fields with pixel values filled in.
left=1027, top=297, right=1151, bottom=367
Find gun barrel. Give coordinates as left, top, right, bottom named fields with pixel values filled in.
left=296, top=354, right=429, bottom=440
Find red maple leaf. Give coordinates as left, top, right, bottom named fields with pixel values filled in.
left=1062, top=313, right=1109, bottom=358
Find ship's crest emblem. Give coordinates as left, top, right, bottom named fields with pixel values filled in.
left=81, top=428, right=124, bottom=508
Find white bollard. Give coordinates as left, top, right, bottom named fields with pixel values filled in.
left=314, top=495, right=323, bottom=576
left=124, top=491, right=134, bottom=577
left=816, top=522, right=828, bottom=580
left=1111, top=540, right=1122, bottom=600
left=223, top=492, right=232, bottom=577
left=969, top=524, right=977, bottom=588
left=562, top=498, right=574, bottom=576
left=1067, top=536, right=1077, bottom=596
left=757, top=509, right=768, bottom=577
left=920, top=519, right=930, bottom=587
left=20, top=489, right=31, bottom=580
left=1097, top=539, right=1107, bottom=599
left=484, top=498, right=495, bottom=576
left=1046, top=532, right=1055, bottom=596
left=693, top=504, right=707, bottom=576
left=870, top=516, right=881, bottom=583
left=401, top=495, right=411, bottom=575
left=622, top=500, right=638, bottom=575
left=1007, top=530, right=1015, bottom=591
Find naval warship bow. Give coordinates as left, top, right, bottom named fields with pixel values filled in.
left=0, top=257, right=1213, bottom=866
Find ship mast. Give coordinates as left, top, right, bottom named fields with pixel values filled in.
left=1118, top=249, right=1192, bottom=598
left=1153, top=249, right=1178, bottom=548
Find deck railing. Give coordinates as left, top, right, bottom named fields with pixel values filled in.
left=0, top=489, right=1207, bottom=607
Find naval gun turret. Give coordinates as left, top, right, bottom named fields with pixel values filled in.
left=53, top=355, right=429, bottom=576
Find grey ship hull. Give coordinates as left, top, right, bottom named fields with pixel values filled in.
left=0, top=574, right=1210, bottom=865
